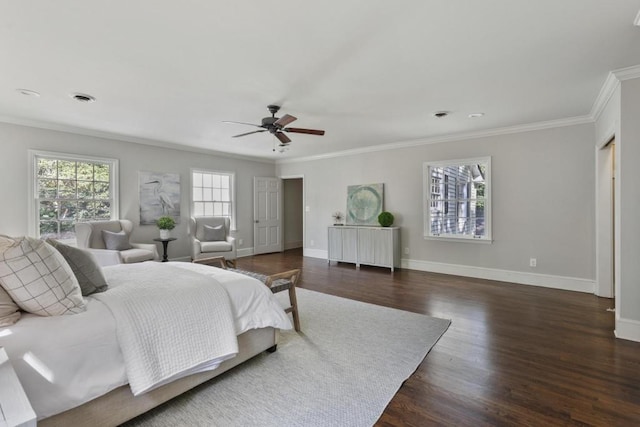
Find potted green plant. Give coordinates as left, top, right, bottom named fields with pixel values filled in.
left=156, top=216, right=176, bottom=239
left=377, top=211, right=394, bottom=227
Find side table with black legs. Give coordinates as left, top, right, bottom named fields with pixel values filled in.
left=153, top=237, right=177, bottom=262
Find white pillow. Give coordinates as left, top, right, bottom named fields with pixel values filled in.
left=0, top=236, right=85, bottom=316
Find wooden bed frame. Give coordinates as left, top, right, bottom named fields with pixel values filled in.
left=39, top=327, right=276, bottom=427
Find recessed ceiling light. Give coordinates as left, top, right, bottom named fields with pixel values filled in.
left=468, top=113, right=485, bottom=118
left=433, top=111, right=450, bottom=118
left=70, top=93, right=96, bottom=103
left=16, top=89, right=40, bottom=97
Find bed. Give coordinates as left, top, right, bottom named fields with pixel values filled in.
left=0, top=259, right=291, bottom=426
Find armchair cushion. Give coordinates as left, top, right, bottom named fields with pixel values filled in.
left=203, top=224, right=225, bottom=241
left=120, top=248, right=157, bottom=264
left=102, top=230, right=133, bottom=251
left=200, top=241, right=233, bottom=252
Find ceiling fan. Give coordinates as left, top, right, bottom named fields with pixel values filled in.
left=223, top=105, right=325, bottom=145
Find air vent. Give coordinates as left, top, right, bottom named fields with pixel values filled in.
left=70, top=93, right=96, bottom=103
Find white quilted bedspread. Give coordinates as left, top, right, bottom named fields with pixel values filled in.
left=95, top=262, right=238, bottom=395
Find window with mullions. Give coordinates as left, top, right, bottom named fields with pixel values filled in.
left=29, top=151, right=119, bottom=241
left=191, top=169, right=235, bottom=229
left=423, top=157, right=491, bottom=242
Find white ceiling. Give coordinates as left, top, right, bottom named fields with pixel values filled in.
left=2, top=1, right=640, bottom=161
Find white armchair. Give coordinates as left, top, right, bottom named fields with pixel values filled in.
left=75, top=220, right=159, bottom=266
left=189, top=216, right=236, bottom=266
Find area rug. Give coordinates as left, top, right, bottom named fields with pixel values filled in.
left=124, top=288, right=451, bottom=427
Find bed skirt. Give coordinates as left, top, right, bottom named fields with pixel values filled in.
left=39, top=327, right=276, bottom=427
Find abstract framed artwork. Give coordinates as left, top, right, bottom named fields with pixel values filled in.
left=346, top=183, right=384, bottom=225
left=139, top=172, right=181, bottom=225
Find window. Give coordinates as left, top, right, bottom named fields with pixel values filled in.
left=423, top=157, right=491, bottom=242
left=29, top=150, right=119, bottom=241
left=191, top=169, right=235, bottom=229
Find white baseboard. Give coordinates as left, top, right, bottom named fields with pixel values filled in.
left=615, top=317, right=640, bottom=342
left=304, top=248, right=328, bottom=259
left=402, top=258, right=595, bottom=294
left=284, top=241, right=303, bottom=250
left=237, top=248, right=254, bottom=258
left=252, top=248, right=594, bottom=294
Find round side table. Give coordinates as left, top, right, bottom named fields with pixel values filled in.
left=153, top=237, right=177, bottom=262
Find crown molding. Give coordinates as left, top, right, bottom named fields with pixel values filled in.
left=590, top=64, right=640, bottom=122
left=590, top=72, right=621, bottom=122
left=612, top=64, right=640, bottom=81
left=277, top=115, right=593, bottom=164
left=0, top=115, right=275, bottom=164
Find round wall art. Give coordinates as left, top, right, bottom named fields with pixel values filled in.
left=346, top=183, right=384, bottom=225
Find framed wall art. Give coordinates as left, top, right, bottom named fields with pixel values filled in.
left=346, top=183, right=384, bottom=226
left=139, top=171, right=181, bottom=225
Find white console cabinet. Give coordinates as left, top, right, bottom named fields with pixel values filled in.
left=328, top=226, right=400, bottom=272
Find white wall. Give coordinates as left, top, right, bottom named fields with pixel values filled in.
left=0, top=122, right=275, bottom=259
left=616, top=77, right=640, bottom=340
left=277, top=123, right=596, bottom=291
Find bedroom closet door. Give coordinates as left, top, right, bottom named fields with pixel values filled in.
left=253, top=177, right=283, bottom=255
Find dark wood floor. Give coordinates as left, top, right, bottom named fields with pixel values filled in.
left=237, top=249, right=640, bottom=426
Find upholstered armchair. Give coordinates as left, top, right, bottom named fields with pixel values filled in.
left=75, top=220, right=159, bottom=266
left=189, top=216, right=236, bottom=265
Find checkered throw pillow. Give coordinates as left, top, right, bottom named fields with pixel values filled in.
left=0, top=236, right=85, bottom=316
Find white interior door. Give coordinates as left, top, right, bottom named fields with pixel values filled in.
left=253, top=177, right=282, bottom=255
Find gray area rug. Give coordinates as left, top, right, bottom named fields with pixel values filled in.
left=124, top=288, right=451, bottom=427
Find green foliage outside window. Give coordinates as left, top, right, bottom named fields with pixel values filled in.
left=37, top=157, right=112, bottom=239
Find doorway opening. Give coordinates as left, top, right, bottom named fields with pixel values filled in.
left=596, top=137, right=616, bottom=300
left=282, top=176, right=304, bottom=252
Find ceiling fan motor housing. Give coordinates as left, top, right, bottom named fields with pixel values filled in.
left=261, top=117, right=278, bottom=128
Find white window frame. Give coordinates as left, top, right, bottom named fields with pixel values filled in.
left=423, top=156, right=492, bottom=243
left=190, top=168, right=236, bottom=230
left=28, top=150, right=119, bottom=241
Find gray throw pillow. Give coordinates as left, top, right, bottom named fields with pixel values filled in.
left=102, top=230, right=133, bottom=251
left=46, top=239, right=108, bottom=296
left=203, top=224, right=225, bottom=241
left=0, top=285, right=20, bottom=326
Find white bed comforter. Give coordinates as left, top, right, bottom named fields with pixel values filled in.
left=93, top=263, right=238, bottom=396
left=0, top=262, right=291, bottom=420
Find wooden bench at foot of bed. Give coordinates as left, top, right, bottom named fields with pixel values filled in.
left=192, top=256, right=301, bottom=332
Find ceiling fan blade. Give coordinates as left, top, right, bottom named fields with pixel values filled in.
left=275, top=132, right=292, bottom=144
left=232, top=129, right=267, bottom=138
left=283, top=127, right=325, bottom=136
left=274, top=114, right=297, bottom=128
left=222, top=120, right=263, bottom=128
